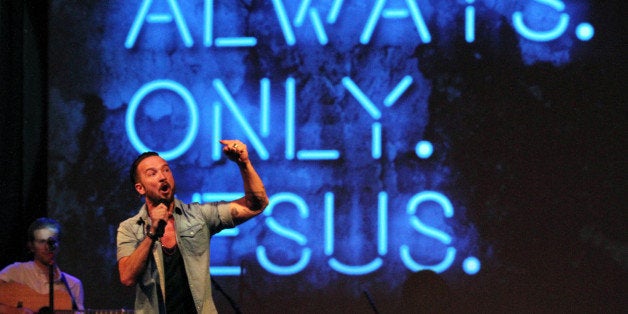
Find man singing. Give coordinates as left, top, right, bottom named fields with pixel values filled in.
left=116, top=140, right=268, bottom=313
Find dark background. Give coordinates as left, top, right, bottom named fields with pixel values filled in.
left=1, top=0, right=625, bottom=312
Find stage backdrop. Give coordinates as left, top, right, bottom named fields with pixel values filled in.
left=46, top=0, right=623, bottom=312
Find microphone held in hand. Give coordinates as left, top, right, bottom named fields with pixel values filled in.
left=154, top=199, right=168, bottom=237
left=155, top=219, right=167, bottom=238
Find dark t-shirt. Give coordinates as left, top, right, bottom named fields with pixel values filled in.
left=163, top=245, right=197, bottom=313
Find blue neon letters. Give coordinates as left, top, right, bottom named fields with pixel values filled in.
left=125, top=0, right=582, bottom=48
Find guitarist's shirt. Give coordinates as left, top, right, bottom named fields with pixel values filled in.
left=0, top=261, right=84, bottom=310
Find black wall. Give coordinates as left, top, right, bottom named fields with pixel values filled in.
left=0, top=0, right=48, bottom=267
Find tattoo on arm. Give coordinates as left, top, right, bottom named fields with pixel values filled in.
left=245, top=190, right=269, bottom=211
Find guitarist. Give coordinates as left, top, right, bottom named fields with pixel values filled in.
left=0, top=217, right=84, bottom=313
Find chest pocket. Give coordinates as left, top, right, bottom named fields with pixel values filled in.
left=178, top=223, right=209, bottom=256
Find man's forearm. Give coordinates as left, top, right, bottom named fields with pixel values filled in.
left=239, top=161, right=269, bottom=211
left=118, top=236, right=155, bottom=286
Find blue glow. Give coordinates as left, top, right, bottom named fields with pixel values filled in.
left=512, top=0, right=570, bottom=42
left=360, top=0, right=386, bottom=44
left=266, top=217, right=308, bottom=245
left=372, top=122, right=382, bottom=159
left=326, top=0, right=344, bottom=24
left=410, top=216, right=451, bottom=244
left=297, top=150, right=340, bottom=160
left=285, top=77, right=296, bottom=160
left=146, top=14, right=172, bottom=23
left=415, top=140, right=433, bottom=159
left=41, top=2, right=606, bottom=311
left=214, top=228, right=238, bottom=237
left=196, top=192, right=243, bottom=202
left=382, top=9, right=409, bottom=19
left=211, top=102, right=222, bottom=161
left=408, top=191, right=454, bottom=217
left=49, top=0, right=597, bottom=298
left=258, top=192, right=312, bottom=275
left=463, top=256, right=481, bottom=275
left=125, top=0, right=194, bottom=48
left=324, top=192, right=388, bottom=275
left=205, top=1, right=259, bottom=47
left=342, top=77, right=381, bottom=119
left=400, top=246, right=457, bottom=273
left=210, top=266, right=242, bottom=276
left=534, top=0, right=566, bottom=11
left=383, top=75, right=413, bottom=107
left=204, top=0, right=213, bottom=46
left=264, top=192, right=310, bottom=219
left=214, top=37, right=257, bottom=47
left=165, top=0, right=193, bottom=47
left=260, top=78, right=270, bottom=137
left=405, top=0, right=432, bottom=43
left=378, top=192, right=388, bottom=255
left=407, top=191, right=454, bottom=245
left=257, top=246, right=312, bottom=275
left=329, top=257, right=383, bottom=275
left=271, top=0, right=296, bottom=45
left=465, top=0, right=475, bottom=43
left=324, top=192, right=334, bottom=256
left=212, top=79, right=269, bottom=160
left=125, top=80, right=199, bottom=160
left=309, top=9, right=329, bottom=45
left=360, top=0, right=432, bottom=44
left=125, top=0, right=153, bottom=48
left=576, top=22, right=594, bottom=41
left=294, top=0, right=311, bottom=27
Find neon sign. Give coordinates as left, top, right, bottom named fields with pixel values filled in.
left=123, top=76, right=473, bottom=276
left=102, top=0, right=594, bottom=281
left=123, top=0, right=595, bottom=48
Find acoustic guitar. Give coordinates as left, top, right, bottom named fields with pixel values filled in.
left=0, top=281, right=72, bottom=312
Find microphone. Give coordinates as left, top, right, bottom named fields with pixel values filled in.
left=155, top=199, right=168, bottom=237
left=155, top=219, right=167, bottom=237
left=47, top=237, right=57, bottom=251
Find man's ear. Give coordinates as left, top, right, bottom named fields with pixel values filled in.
left=134, top=182, right=145, bottom=195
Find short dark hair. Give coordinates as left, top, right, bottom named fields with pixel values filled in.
left=27, top=217, right=61, bottom=242
left=130, top=151, right=160, bottom=187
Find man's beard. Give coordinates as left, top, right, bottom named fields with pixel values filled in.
left=147, top=190, right=175, bottom=206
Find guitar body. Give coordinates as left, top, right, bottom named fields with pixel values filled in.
left=0, top=281, right=72, bottom=312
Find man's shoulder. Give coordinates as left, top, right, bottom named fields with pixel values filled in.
left=175, top=198, right=224, bottom=210
left=119, top=206, right=148, bottom=225
left=0, top=261, right=33, bottom=272
left=174, top=198, right=201, bottom=213
left=176, top=199, right=229, bottom=220
left=0, top=261, right=34, bottom=284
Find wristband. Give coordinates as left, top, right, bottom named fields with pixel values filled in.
left=147, top=230, right=159, bottom=241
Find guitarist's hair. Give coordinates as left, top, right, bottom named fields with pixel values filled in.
left=26, top=217, right=61, bottom=242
